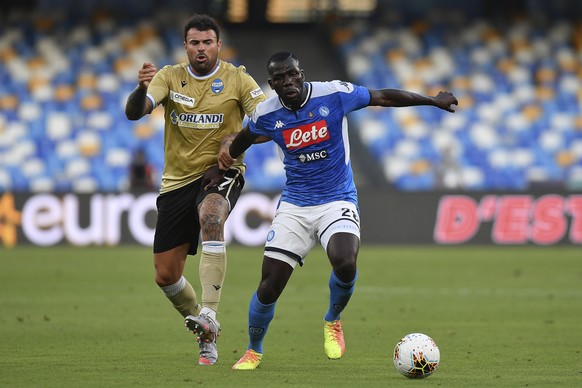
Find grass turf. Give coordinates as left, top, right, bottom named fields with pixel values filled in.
left=0, top=245, right=580, bottom=387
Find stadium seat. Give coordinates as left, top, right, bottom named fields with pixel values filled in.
left=1, top=4, right=581, bottom=192
left=333, top=8, right=582, bottom=191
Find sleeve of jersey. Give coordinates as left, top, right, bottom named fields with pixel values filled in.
left=238, top=69, right=266, bottom=116
left=146, top=66, right=170, bottom=108
left=248, top=109, right=265, bottom=137
left=332, top=80, right=371, bottom=113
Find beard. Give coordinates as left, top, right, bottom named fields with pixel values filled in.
left=189, top=54, right=216, bottom=76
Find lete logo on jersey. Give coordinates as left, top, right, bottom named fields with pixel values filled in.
left=283, top=120, right=329, bottom=150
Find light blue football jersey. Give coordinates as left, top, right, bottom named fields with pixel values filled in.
left=248, top=81, right=371, bottom=207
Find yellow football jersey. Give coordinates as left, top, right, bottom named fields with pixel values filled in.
left=147, top=60, right=265, bottom=193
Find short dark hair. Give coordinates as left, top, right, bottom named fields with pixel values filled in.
left=183, top=14, right=220, bottom=41
left=267, top=51, right=299, bottom=70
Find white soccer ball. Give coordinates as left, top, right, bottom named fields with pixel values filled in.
left=393, top=333, right=440, bottom=379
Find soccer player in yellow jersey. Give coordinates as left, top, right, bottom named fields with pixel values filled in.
left=125, top=14, right=265, bottom=366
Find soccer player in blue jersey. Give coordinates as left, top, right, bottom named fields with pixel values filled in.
left=215, top=51, right=458, bottom=370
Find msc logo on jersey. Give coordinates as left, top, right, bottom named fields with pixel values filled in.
left=170, top=110, right=224, bottom=129
left=283, top=120, right=329, bottom=150
left=211, top=79, right=224, bottom=94
left=170, top=91, right=194, bottom=107
left=298, top=150, right=328, bottom=163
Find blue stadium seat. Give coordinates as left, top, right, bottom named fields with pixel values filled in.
left=1, top=4, right=581, bottom=192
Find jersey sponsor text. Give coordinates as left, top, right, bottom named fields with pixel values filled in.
left=170, top=111, right=224, bottom=129
left=298, top=150, right=328, bottom=163
left=283, top=120, right=329, bottom=150
left=170, top=90, right=194, bottom=107
left=250, top=87, right=264, bottom=98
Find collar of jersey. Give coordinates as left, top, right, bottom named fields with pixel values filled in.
left=187, top=60, right=221, bottom=79
left=279, top=82, right=311, bottom=111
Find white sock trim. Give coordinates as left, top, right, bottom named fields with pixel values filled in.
left=201, top=241, right=226, bottom=253
left=160, top=276, right=186, bottom=297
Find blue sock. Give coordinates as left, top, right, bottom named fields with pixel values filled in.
left=324, top=270, right=357, bottom=322
left=247, top=292, right=275, bottom=354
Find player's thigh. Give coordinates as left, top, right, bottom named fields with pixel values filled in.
left=196, top=168, right=244, bottom=240
left=197, top=167, right=245, bottom=213
left=264, top=202, right=316, bottom=268
left=318, top=201, right=361, bottom=253
left=154, top=180, right=202, bottom=256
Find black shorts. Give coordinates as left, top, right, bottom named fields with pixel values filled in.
left=153, top=168, right=245, bottom=256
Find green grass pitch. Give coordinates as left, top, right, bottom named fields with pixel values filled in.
left=1, top=245, right=581, bottom=387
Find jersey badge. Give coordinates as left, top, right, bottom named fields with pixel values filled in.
left=319, top=106, right=330, bottom=117
left=211, top=79, right=224, bottom=94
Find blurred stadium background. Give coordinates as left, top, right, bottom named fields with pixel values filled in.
left=1, top=0, right=581, bottom=247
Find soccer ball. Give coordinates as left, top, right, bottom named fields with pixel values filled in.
left=393, top=333, right=440, bottom=379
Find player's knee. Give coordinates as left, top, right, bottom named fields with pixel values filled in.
left=328, top=248, right=357, bottom=282
left=199, top=211, right=226, bottom=238
left=332, top=259, right=357, bottom=282
left=257, top=283, right=282, bottom=305
left=154, top=268, right=181, bottom=287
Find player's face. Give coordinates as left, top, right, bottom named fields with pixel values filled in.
left=268, top=58, right=305, bottom=110
left=184, top=28, right=221, bottom=76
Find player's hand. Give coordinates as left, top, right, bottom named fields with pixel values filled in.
left=218, top=141, right=236, bottom=171
left=202, top=165, right=226, bottom=190
left=137, top=62, right=157, bottom=89
left=434, top=91, right=458, bottom=113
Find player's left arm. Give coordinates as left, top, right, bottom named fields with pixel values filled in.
left=368, top=89, right=458, bottom=112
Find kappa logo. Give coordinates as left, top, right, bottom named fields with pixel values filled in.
left=338, top=81, right=352, bottom=91
left=274, top=120, right=285, bottom=129
left=283, top=120, right=329, bottom=150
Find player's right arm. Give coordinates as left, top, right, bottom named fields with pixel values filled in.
left=218, top=127, right=260, bottom=170
left=125, top=62, right=158, bottom=120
